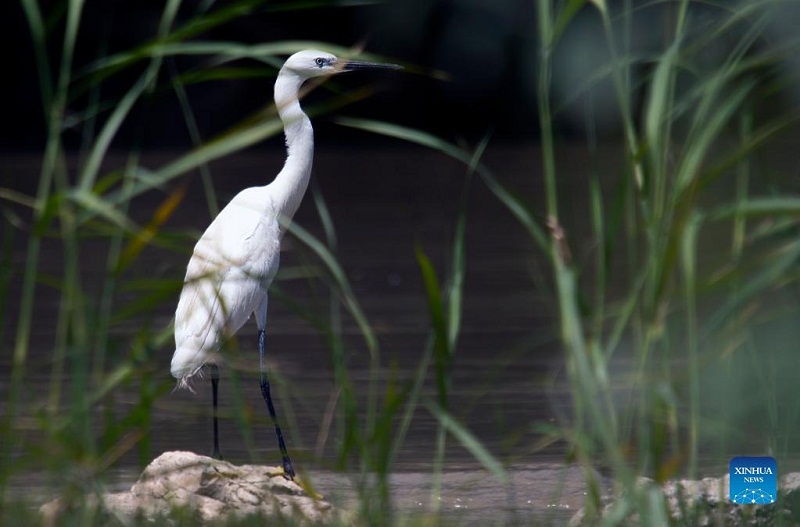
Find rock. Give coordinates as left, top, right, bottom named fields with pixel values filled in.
left=40, top=451, right=337, bottom=525
left=570, top=472, right=800, bottom=526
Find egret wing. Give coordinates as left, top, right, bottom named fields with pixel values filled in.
left=171, top=189, right=281, bottom=380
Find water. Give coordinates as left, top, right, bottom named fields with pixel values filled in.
left=7, top=141, right=797, bottom=523
left=2, top=143, right=594, bottom=523
left=312, top=465, right=594, bottom=525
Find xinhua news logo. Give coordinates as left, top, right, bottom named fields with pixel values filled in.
left=729, top=456, right=777, bottom=505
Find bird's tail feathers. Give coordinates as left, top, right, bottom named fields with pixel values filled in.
left=171, top=345, right=212, bottom=390
left=173, top=373, right=200, bottom=393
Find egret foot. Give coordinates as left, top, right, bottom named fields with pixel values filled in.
left=282, top=459, right=296, bottom=481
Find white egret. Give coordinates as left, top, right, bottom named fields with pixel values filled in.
left=170, top=50, right=401, bottom=479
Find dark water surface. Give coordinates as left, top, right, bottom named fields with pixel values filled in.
left=2, top=143, right=587, bottom=523
left=4, top=140, right=798, bottom=523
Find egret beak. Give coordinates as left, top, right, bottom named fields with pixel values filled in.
left=342, top=60, right=403, bottom=72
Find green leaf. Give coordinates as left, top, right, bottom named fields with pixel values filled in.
left=284, top=220, right=378, bottom=356
left=336, top=118, right=549, bottom=252
left=424, top=400, right=508, bottom=484
left=708, top=197, right=800, bottom=221
left=415, top=245, right=450, bottom=407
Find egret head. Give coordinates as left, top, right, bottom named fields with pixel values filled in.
left=282, top=50, right=340, bottom=78
left=282, top=49, right=402, bottom=79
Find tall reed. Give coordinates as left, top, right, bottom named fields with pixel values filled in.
left=7, top=0, right=800, bottom=525
left=344, top=1, right=800, bottom=523
left=2, top=0, right=426, bottom=523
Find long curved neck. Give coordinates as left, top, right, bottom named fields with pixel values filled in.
left=272, top=71, right=314, bottom=222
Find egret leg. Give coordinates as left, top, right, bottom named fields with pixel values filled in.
left=258, top=329, right=295, bottom=479
left=210, top=363, right=223, bottom=460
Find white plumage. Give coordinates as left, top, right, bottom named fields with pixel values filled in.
left=169, top=49, right=401, bottom=478
left=171, top=187, right=282, bottom=383
left=171, top=51, right=325, bottom=384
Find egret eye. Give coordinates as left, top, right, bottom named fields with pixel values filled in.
left=314, top=57, right=327, bottom=68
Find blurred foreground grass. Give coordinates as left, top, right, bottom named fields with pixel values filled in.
left=4, top=0, right=800, bottom=525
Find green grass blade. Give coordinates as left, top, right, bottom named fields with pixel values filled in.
left=680, top=213, right=701, bottom=478
left=170, top=63, right=219, bottom=216
left=283, top=220, right=378, bottom=355
left=335, top=117, right=549, bottom=252
left=70, top=189, right=140, bottom=233
left=676, top=78, right=758, bottom=194
left=92, top=115, right=285, bottom=214
left=424, top=400, right=508, bottom=485
left=708, top=197, right=800, bottom=220
left=644, top=40, right=679, bottom=189
left=415, top=245, right=449, bottom=382
left=78, top=0, right=182, bottom=192
left=4, top=0, right=87, bottom=493
left=18, top=0, right=53, bottom=110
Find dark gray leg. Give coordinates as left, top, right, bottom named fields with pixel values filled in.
left=210, top=363, right=223, bottom=460
left=258, top=329, right=295, bottom=479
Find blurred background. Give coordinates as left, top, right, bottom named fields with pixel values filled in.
left=4, top=1, right=800, bottom=525
left=4, top=0, right=800, bottom=149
